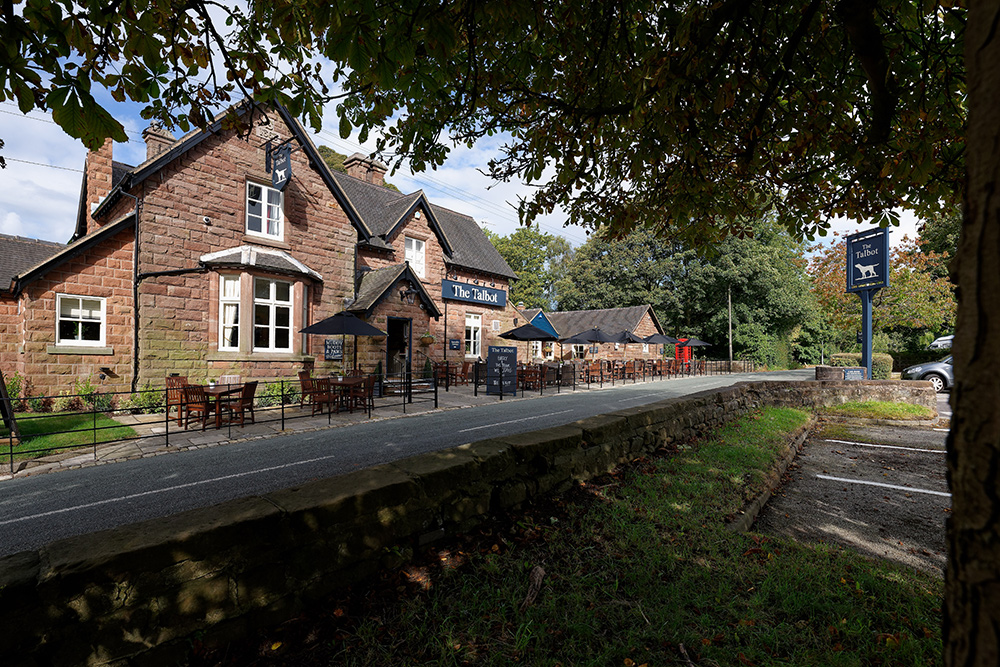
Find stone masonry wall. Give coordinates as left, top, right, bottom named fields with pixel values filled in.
left=0, top=380, right=936, bottom=666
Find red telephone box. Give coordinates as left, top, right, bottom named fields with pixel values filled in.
left=675, top=340, right=691, bottom=363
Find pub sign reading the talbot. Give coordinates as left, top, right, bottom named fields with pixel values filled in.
left=441, top=279, right=507, bottom=307
left=846, top=228, right=890, bottom=293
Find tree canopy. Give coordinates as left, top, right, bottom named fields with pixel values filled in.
left=484, top=226, right=571, bottom=311
left=1, top=1, right=965, bottom=246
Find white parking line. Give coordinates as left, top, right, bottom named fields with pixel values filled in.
left=825, top=439, right=946, bottom=454
left=458, top=409, right=575, bottom=433
left=816, top=474, right=951, bottom=497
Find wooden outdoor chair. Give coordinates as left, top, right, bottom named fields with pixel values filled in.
left=451, top=361, right=472, bottom=386
left=348, top=375, right=375, bottom=413
left=223, top=381, right=258, bottom=426
left=298, top=370, right=316, bottom=409
left=218, top=374, right=241, bottom=386
left=311, top=377, right=336, bottom=416
left=182, top=384, right=214, bottom=430
left=165, top=375, right=189, bottom=426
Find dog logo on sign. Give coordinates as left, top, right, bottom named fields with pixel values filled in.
left=854, top=263, right=879, bottom=279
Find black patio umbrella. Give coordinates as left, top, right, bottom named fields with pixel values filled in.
left=679, top=337, right=711, bottom=347
left=499, top=323, right=560, bottom=342
left=299, top=311, right=387, bottom=370
left=560, top=327, right=618, bottom=344
left=644, top=333, right=681, bottom=345
left=613, top=330, right=646, bottom=344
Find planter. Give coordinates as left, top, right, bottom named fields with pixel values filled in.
left=419, top=335, right=435, bottom=347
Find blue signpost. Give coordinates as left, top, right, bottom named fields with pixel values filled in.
left=846, top=228, right=890, bottom=380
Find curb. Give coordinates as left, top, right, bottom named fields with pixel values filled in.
left=726, top=416, right=815, bottom=533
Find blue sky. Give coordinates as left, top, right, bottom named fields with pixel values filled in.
left=0, top=97, right=920, bottom=249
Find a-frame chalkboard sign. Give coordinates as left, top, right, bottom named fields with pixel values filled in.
left=0, top=368, right=20, bottom=442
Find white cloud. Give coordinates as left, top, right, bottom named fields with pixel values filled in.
left=1, top=211, right=23, bottom=236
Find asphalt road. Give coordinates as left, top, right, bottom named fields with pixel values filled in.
left=755, top=394, right=950, bottom=575
left=0, top=370, right=812, bottom=558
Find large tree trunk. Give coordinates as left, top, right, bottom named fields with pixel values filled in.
left=947, top=3, right=1000, bottom=664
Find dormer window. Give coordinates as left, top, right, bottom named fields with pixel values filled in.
left=405, top=236, right=425, bottom=278
left=246, top=182, right=283, bottom=240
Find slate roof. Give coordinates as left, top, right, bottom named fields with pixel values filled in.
left=351, top=264, right=441, bottom=317
left=543, top=305, right=663, bottom=339
left=331, top=171, right=517, bottom=280
left=0, top=234, right=65, bottom=292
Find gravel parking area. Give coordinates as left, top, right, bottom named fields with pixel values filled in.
left=754, top=420, right=949, bottom=576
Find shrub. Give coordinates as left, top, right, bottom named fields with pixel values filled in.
left=257, top=380, right=300, bottom=407
left=27, top=395, right=52, bottom=413
left=872, top=353, right=893, bottom=380
left=73, top=375, right=115, bottom=412
left=829, top=353, right=861, bottom=367
left=2, top=371, right=26, bottom=411
left=54, top=391, right=83, bottom=413
left=126, top=383, right=165, bottom=414
left=828, top=352, right=893, bottom=379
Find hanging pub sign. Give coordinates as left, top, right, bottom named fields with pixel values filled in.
left=442, top=279, right=507, bottom=307
left=271, top=144, right=292, bottom=191
left=846, top=228, right=890, bottom=293
left=486, top=345, right=517, bottom=395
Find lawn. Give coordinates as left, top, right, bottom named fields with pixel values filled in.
left=187, top=407, right=943, bottom=666
left=0, top=412, right=138, bottom=461
left=819, top=400, right=936, bottom=421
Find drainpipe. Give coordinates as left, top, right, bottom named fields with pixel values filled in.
left=118, top=190, right=142, bottom=393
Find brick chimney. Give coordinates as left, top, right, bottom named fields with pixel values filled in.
left=142, top=120, right=175, bottom=161
left=343, top=153, right=388, bottom=186
left=84, top=137, right=115, bottom=235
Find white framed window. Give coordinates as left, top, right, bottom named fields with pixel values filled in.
left=253, top=278, right=292, bottom=352
left=573, top=344, right=586, bottom=359
left=405, top=236, right=425, bottom=278
left=219, top=275, right=240, bottom=351
left=544, top=343, right=554, bottom=360
left=492, top=319, right=501, bottom=332
left=642, top=343, right=649, bottom=354
left=246, top=182, right=284, bottom=240
left=530, top=341, right=541, bottom=358
left=465, top=313, right=481, bottom=358
left=56, top=294, right=105, bottom=346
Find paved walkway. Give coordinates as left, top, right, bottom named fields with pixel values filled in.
left=3, top=378, right=615, bottom=479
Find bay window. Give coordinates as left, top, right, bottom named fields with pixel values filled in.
left=253, top=278, right=292, bottom=352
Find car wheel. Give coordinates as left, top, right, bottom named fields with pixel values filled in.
left=923, top=373, right=946, bottom=392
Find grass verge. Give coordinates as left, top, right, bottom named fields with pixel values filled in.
left=819, top=401, right=935, bottom=421
left=0, top=412, right=137, bottom=461
left=189, top=407, right=943, bottom=667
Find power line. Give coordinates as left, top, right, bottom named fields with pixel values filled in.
left=3, top=157, right=82, bottom=172
left=313, top=128, right=591, bottom=246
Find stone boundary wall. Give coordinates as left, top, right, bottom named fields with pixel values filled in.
left=0, top=380, right=936, bottom=666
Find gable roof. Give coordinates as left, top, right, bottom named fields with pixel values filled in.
left=544, top=305, right=664, bottom=339
left=9, top=214, right=136, bottom=295
left=76, top=101, right=373, bottom=243
left=331, top=171, right=516, bottom=280
left=0, top=234, right=66, bottom=293
left=350, top=263, right=442, bottom=318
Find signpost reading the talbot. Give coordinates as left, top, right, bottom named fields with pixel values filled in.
left=486, top=345, right=517, bottom=396
left=846, top=228, right=890, bottom=380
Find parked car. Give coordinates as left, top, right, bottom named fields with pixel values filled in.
left=901, top=356, right=953, bottom=392
left=928, top=334, right=954, bottom=350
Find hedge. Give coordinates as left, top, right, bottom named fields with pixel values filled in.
left=829, top=352, right=894, bottom=380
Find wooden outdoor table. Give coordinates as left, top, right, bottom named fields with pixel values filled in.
left=204, top=384, right=243, bottom=429
left=326, top=376, right=365, bottom=412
